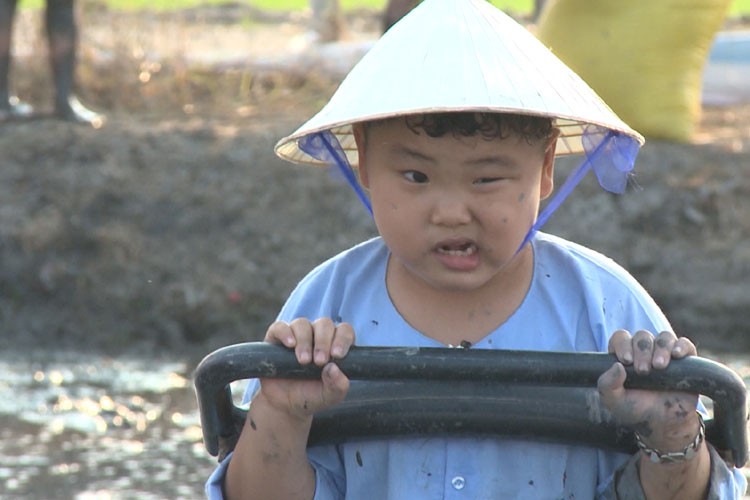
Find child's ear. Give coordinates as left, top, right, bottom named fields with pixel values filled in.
left=540, top=131, right=559, bottom=200
left=352, top=124, right=370, bottom=188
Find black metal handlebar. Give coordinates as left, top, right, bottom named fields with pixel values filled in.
left=193, top=342, right=748, bottom=466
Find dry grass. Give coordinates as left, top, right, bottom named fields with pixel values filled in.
left=10, top=3, right=748, bottom=124
left=10, top=3, right=348, bottom=120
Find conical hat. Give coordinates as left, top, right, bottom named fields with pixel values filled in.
left=275, top=0, right=643, bottom=167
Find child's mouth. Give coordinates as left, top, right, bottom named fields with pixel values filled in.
left=436, top=242, right=478, bottom=256
left=434, top=241, right=480, bottom=271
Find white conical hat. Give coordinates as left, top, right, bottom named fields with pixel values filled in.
left=275, top=0, right=643, bottom=167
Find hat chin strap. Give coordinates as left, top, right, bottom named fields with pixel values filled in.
left=517, top=126, right=640, bottom=252
left=300, top=131, right=373, bottom=215
left=299, top=127, right=640, bottom=252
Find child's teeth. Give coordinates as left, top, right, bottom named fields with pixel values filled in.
left=439, top=243, right=475, bottom=255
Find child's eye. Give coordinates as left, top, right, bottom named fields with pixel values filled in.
left=403, top=171, right=429, bottom=183
left=473, top=177, right=502, bottom=185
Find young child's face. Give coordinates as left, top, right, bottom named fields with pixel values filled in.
left=354, top=116, right=556, bottom=293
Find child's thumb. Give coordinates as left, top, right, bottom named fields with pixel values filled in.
left=321, top=362, right=350, bottom=405
left=597, top=362, right=627, bottom=409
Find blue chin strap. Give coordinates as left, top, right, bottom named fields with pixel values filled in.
left=518, top=125, right=641, bottom=250
left=299, top=126, right=640, bottom=248
left=299, top=131, right=373, bottom=216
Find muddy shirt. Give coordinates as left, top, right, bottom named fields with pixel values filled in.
left=205, top=233, right=747, bottom=499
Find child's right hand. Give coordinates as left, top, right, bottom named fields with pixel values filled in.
left=255, top=318, right=355, bottom=421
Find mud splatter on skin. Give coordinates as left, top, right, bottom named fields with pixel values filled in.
left=633, top=420, right=653, bottom=438
left=655, top=337, right=670, bottom=349
left=673, top=399, right=689, bottom=419
left=250, top=418, right=257, bottom=431
left=261, top=434, right=283, bottom=464
left=518, top=193, right=526, bottom=202
left=637, top=338, right=652, bottom=351
left=662, top=397, right=690, bottom=418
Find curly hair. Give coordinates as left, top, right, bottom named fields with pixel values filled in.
left=362, top=112, right=556, bottom=148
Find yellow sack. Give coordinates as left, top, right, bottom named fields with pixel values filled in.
left=536, top=0, right=731, bottom=142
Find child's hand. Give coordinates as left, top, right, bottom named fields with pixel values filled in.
left=597, top=329, right=701, bottom=452
left=256, top=318, right=355, bottom=421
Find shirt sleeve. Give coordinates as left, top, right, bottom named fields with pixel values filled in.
left=598, top=443, right=748, bottom=499
left=309, top=445, right=347, bottom=499
left=204, top=453, right=232, bottom=500
left=203, top=379, right=348, bottom=499
left=203, top=442, right=347, bottom=499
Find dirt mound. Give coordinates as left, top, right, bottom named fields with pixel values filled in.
left=2, top=7, right=749, bottom=359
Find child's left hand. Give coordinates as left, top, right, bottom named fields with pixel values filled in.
left=597, top=329, right=701, bottom=452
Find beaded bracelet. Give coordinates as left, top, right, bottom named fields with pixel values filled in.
left=634, top=412, right=706, bottom=464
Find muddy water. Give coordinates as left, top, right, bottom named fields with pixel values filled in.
left=2, top=350, right=750, bottom=499
left=0, top=350, right=216, bottom=499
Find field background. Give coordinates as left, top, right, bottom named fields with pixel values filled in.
left=1, top=0, right=749, bottom=357
left=15, top=0, right=750, bottom=16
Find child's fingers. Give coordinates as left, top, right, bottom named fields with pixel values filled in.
left=264, top=320, right=297, bottom=348
left=310, top=319, right=356, bottom=364
left=331, top=322, right=355, bottom=359
left=607, top=329, right=634, bottom=365
left=263, top=318, right=356, bottom=367
left=310, top=317, right=337, bottom=366
left=289, top=318, right=315, bottom=364
left=652, top=330, right=677, bottom=369
left=631, top=329, right=656, bottom=375
left=672, top=336, right=697, bottom=358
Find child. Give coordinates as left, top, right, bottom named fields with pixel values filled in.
left=207, top=0, right=747, bottom=498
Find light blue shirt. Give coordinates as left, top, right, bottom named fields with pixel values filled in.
left=205, top=233, right=746, bottom=499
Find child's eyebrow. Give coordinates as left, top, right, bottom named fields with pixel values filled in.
left=388, top=143, right=436, bottom=163
left=387, top=144, right=520, bottom=169
left=465, top=154, right=520, bottom=168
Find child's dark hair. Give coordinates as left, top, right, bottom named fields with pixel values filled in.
left=363, top=112, right=555, bottom=147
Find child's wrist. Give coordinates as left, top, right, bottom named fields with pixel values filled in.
left=251, top=391, right=315, bottom=426
left=635, top=412, right=705, bottom=464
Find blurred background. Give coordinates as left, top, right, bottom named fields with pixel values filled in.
left=0, top=1, right=749, bottom=498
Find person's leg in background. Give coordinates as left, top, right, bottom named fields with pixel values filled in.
left=309, top=0, right=342, bottom=43
left=0, top=0, right=32, bottom=120
left=46, top=0, right=102, bottom=125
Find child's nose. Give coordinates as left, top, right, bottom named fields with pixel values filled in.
left=430, top=195, right=472, bottom=226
